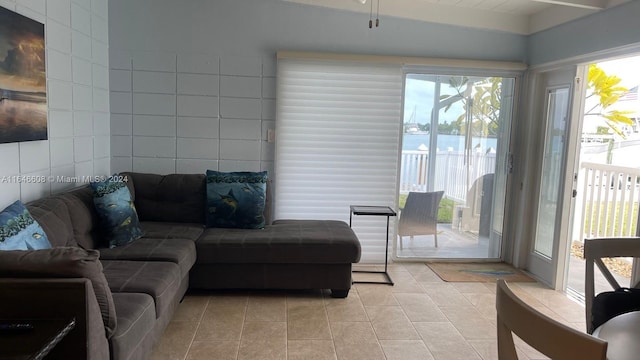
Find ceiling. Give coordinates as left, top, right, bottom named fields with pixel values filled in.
left=281, top=0, right=627, bottom=34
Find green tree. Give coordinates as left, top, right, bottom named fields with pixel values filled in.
left=439, top=77, right=502, bottom=137
left=586, top=64, right=634, bottom=137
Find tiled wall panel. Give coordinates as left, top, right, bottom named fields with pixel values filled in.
left=111, top=52, right=275, bottom=175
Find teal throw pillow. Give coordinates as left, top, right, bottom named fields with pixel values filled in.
left=0, top=200, right=51, bottom=251
left=206, top=170, right=267, bottom=229
left=90, top=177, right=144, bottom=248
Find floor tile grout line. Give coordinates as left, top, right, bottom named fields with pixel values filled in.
left=184, top=295, right=212, bottom=360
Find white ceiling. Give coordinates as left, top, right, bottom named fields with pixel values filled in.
left=282, top=0, right=627, bottom=34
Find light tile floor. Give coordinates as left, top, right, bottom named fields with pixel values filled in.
left=151, top=263, right=586, bottom=360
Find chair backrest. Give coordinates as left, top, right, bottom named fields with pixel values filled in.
left=496, top=279, right=607, bottom=360
left=584, top=237, right=640, bottom=334
left=398, top=191, right=444, bottom=236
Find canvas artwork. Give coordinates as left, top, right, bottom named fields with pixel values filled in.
left=0, top=6, right=46, bottom=144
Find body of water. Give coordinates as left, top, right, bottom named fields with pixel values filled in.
left=402, top=133, right=498, bottom=152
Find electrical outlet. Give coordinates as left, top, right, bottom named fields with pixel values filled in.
left=267, top=129, right=275, bottom=143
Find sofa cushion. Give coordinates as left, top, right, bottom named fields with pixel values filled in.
left=109, top=292, right=156, bottom=360
left=57, top=186, right=105, bottom=249
left=205, top=170, right=267, bottom=229
left=27, top=196, right=77, bottom=247
left=196, top=220, right=361, bottom=264
left=98, top=237, right=196, bottom=277
left=90, top=178, right=144, bottom=248
left=123, top=172, right=206, bottom=224
left=139, top=221, right=204, bottom=241
left=0, top=200, right=51, bottom=251
left=0, top=247, right=117, bottom=338
left=101, top=260, right=181, bottom=318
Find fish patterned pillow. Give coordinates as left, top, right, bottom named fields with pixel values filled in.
left=0, top=200, right=51, bottom=251
left=90, top=176, right=144, bottom=248
left=205, top=170, right=267, bottom=229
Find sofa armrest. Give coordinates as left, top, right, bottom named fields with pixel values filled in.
left=0, top=278, right=109, bottom=360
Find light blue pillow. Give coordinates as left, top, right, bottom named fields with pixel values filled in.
left=90, top=177, right=144, bottom=248
left=0, top=200, right=51, bottom=251
left=205, top=170, right=267, bottom=229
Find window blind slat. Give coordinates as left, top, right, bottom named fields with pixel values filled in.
left=275, top=59, right=402, bottom=263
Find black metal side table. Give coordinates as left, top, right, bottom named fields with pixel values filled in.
left=349, top=205, right=396, bottom=285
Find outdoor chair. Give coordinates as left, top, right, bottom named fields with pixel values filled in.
left=397, top=191, right=444, bottom=249
left=496, top=279, right=607, bottom=360
left=584, top=237, right=640, bottom=334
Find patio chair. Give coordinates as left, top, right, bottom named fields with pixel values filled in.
left=397, top=191, right=444, bottom=249
left=584, top=237, right=640, bottom=334
left=496, top=279, right=607, bottom=360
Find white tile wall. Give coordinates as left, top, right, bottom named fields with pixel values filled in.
left=219, top=139, right=261, bottom=161
left=133, top=93, right=176, bottom=115
left=74, top=136, right=94, bottom=162
left=132, top=157, right=175, bottom=175
left=72, top=57, right=93, bottom=85
left=0, top=144, right=20, bottom=175
left=133, top=52, right=176, bottom=72
left=73, top=85, right=93, bottom=111
left=92, top=64, right=109, bottom=89
left=71, top=3, right=91, bottom=34
left=176, top=159, right=218, bottom=173
left=110, top=92, right=132, bottom=113
left=132, top=136, right=176, bottom=158
left=111, top=157, right=132, bottom=174
left=220, top=119, right=261, bottom=140
left=111, top=136, right=132, bottom=156
left=47, top=0, right=71, bottom=25
left=46, top=20, right=72, bottom=53
left=93, top=112, right=110, bottom=135
left=111, top=114, right=133, bottom=135
left=177, top=95, right=218, bottom=118
left=220, top=97, right=261, bottom=119
left=110, top=70, right=132, bottom=92
left=177, top=117, right=219, bottom=138
left=177, top=74, right=219, bottom=96
left=49, top=111, right=74, bottom=138
left=133, top=71, right=176, bottom=94
left=177, top=138, right=219, bottom=159
left=111, top=51, right=275, bottom=177
left=48, top=50, right=72, bottom=81
left=19, top=141, right=51, bottom=173
left=50, top=139, right=75, bottom=167
left=220, top=76, right=261, bottom=98
left=48, top=80, right=74, bottom=110
left=177, top=54, right=218, bottom=74
left=72, top=31, right=92, bottom=60
left=73, top=111, right=93, bottom=136
left=133, top=115, right=176, bottom=137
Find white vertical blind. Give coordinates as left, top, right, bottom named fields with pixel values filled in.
left=275, top=58, right=402, bottom=263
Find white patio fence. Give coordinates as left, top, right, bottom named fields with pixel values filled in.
left=399, top=149, right=496, bottom=203
left=400, top=153, right=640, bottom=239
left=575, top=162, right=640, bottom=242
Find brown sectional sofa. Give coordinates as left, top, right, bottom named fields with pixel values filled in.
left=0, top=172, right=361, bottom=360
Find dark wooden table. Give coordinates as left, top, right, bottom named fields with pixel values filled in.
left=0, top=318, right=76, bottom=360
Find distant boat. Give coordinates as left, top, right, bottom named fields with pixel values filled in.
left=404, top=105, right=429, bottom=134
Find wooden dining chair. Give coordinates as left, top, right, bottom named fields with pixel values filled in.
left=584, top=237, right=640, bottom=334
left=496, top=279, right=607, bottom=360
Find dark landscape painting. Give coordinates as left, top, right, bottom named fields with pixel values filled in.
left=0, top=6, right=46, bottom=144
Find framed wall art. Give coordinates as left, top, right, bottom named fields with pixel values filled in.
left=0, top=6, right=46, bottom=144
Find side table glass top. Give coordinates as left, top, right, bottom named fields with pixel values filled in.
left=350, top=205, right=396, bottom=216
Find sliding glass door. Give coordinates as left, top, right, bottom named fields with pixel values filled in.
left=397, top=72, right=516, bottom=260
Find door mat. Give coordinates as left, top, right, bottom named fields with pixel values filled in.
left=426, top=262, right=536, bottom=283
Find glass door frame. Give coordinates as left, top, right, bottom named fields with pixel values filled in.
left=393, top=66, right=523, bottom=262
left=521, top=65, right=587, bottom=289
